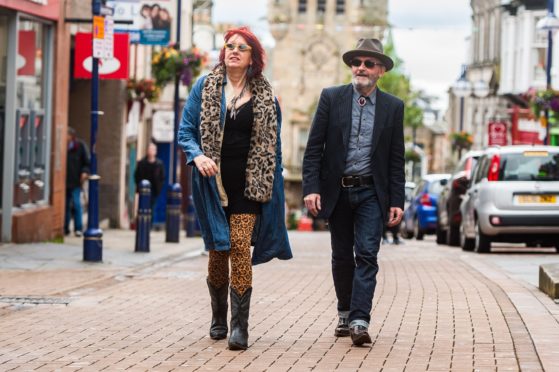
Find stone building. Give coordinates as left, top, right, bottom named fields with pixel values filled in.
left=267, top=0, right=388, bottom=208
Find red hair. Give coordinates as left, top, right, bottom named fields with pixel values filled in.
left=219, top=26, right=265, bottom=78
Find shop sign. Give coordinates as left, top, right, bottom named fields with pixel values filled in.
left=26, top=0, right=48, bottom=4
left=107, top=0, right=173, bottom=45
left=152, top=110, right=174, bottom=142
left=17, top=30, right=35, bottom=76
left=487, top=121, right=508, bottom=146
left=74, top=32, right=130, bottom=80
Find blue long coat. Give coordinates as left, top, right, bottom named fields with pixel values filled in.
left=177, top=75, right=292, bottom=265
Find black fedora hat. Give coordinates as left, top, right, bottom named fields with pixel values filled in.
left=342, top=38, right=394, bottom=71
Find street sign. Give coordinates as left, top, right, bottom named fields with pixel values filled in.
left=103, top=16, right=115, bottom=59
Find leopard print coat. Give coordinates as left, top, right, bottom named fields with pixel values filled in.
left=200, top=64, right=278, bottom=204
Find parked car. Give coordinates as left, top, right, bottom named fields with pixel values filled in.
left=460, top=145, right=559, bottom=253
left=436, top=151, right=484, bottom=246
left=401, top=174, right=450, bottom=240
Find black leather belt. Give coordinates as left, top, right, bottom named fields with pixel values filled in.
left=341, top=175, right=374, bottom=188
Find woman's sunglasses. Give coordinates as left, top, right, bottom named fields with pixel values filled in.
left=350, top=59, right=384, bottom=69
left=223, top=43, right=252, bottom=52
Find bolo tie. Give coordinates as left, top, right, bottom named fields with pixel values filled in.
left=357, top=96, right=367, bottom=146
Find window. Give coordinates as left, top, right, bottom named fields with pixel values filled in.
left=317, top=0, right=326, bottom=13
left=500, top=152, right=559, bottom=181
left=298, top=0, right=307, bottom=13
left=336, top=0, right=345, bottom=14
left=14, top=19, right=51, bottom=207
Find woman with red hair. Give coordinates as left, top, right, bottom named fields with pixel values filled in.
left=178, top=27, right=292, bottom=350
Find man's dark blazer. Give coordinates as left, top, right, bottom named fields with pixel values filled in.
left=302, top=84, right=406, bottom=221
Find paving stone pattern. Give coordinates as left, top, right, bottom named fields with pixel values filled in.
left=0, top=232, right=557, bottom=371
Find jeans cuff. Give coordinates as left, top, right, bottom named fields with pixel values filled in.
left=338, top=311, right=350, bottom=319
left=349, top=319, right=369, bottom=329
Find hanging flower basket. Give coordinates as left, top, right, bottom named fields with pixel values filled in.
left=450, top=131, right=473, bottom=151
left=404, top=149, right=421, bottom=163
left=127, top=78, right=161, bottom=103
left=523, top=87, right=559, bottom=119
left=151, top=45, right=207, bottom=89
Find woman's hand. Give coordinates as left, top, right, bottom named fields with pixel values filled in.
left=194, top=155, right=219, bottom=177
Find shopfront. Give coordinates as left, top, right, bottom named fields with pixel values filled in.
left=0, top=0, right=68, bottom=242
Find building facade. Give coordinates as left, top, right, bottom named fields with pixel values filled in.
left=268, top=0, right=388, bottom=208
left=0, top=0, right=70, bottom=242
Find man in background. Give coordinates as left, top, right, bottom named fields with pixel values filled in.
left=65, top=127, right=90, bottom=237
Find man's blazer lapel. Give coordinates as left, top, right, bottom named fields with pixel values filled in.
left=338, top=84, right=353, bottom=156
left=371, top=88, right=389, bottom=156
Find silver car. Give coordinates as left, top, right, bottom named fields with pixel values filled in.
left=460, top=145, right=559, bottom=253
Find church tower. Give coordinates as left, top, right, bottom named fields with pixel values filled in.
left=267, top=0, right=389, bottom=207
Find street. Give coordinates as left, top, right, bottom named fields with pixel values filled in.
left=1, top=232, right=559, bottom=371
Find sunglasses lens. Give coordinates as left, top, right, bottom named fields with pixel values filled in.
left=238, top=44, right=250, bottom=51
left=364, top=61, right=375, bottom=68
left=350, top=59, right=361, bottom=67
left=225, top=43, right=234, bottom=50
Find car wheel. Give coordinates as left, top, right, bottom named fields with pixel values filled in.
left=400, top=219, right=413, bottom=239
left=414, top=218, right=424, bottom=241
left=460, top=223, right=474, bottom=251
left=447, top=225, right=461, bottom=247
left=474, top=219, right=491, bottom=253
left=436, top=223, right=446, bottom=245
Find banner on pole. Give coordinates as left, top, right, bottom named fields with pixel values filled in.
left=74, top=32, right=130, bottom=80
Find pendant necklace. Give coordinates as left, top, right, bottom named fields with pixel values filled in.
left=229, top=82, right=248, bottom=120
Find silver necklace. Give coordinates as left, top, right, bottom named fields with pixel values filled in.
left=229, top=83, right=248, bottom=120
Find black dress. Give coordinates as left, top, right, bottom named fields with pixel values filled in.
left=220, top=99, right=262, bottom=217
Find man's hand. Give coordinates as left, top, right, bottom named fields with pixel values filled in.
left=387, top=207, right=403, bottom=227
left=80, top=172, right=88, bottom=185
left=194, top=154, right=218, bottom=177
left=303, top=193, right=321, bottom=217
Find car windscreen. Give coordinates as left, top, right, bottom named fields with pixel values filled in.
left=428, top=180, right=446, bottom=194
left=500, top=151, right=559, bottom=181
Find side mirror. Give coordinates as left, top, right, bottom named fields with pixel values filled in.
left=440, top=178, right=448, bottom=186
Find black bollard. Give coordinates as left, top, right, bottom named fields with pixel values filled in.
left=185, top=195, right=201, bottom=237
left=135, top=180, right=151, bottom=252
left=165, top=183, right=181, bottom=243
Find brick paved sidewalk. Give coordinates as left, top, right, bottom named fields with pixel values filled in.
left=1, top=232, right=559, bottom=371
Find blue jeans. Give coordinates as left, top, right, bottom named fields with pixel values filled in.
left=328, top=184, right=383, bottom=327
left=64, top=187, right=83, bottom=233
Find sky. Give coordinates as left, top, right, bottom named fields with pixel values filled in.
left=212, top=0, right=472, bottom=112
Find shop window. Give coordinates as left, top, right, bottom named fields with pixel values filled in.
left=14, top=20, right=49, bottom=207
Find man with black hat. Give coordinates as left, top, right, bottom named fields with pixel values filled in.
left=302, top=38, right=405, bottom=346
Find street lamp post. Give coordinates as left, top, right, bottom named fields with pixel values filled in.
left=536, top=0, right=559, bottom=145
left=451, top=65, right=490, bottom=157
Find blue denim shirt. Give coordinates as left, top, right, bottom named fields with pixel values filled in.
left=344, top=87, right=376, bottom=175
left=177, top=75, right=292, bottom=265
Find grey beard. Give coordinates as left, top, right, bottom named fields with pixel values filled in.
left=352, top=76, right=377, bottom=91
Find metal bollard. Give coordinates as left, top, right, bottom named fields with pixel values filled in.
left=135, top=180, right=151, bottom=253
left=165, top=183, right=181, bottom=243
left=185, top=195, right=201, bottom=237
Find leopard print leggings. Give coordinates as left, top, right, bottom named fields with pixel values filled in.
left=207, top=214, right=256, bottom=295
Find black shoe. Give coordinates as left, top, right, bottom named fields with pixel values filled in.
left=350, top=325, right=372, bottom=346
left=334, top=317, right=350, bottom=337
left=228, top=287, right=252, bottom=350
left=207, top=279, right=228, bottom=340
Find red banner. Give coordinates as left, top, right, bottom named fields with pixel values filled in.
left=17, top=30, right=35, bottom=76
left=487, top=121, right=508, bottom=146
left=510, top=106, right=544, bottom=145
left=74, top=32, right=130, bottom=80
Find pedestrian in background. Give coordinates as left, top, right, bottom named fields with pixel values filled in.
left=178, top=26, right=292, bottom=350
left=65, top=127, right=90, bottom=237
left=302, top=38, right=405, bottom=346
left=134, top=141, right=165, bottom=210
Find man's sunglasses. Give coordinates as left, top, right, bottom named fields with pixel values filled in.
left=350, top=59, right=384, bottom=69
left=223, top=43, right=252, bottom=52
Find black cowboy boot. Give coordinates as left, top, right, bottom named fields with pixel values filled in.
left=228, top=287, right=252, bottom=350
left=207, top=279, right=228, bottom=340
